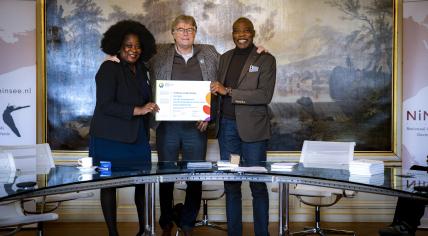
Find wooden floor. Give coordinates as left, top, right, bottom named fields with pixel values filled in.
left=10, top=222, right=428, bottom=236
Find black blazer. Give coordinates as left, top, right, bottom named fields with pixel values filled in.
left=89, top=61, right=151, bottom=143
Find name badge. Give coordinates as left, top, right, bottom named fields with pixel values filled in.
left=249, top=65, right=259, bottom=72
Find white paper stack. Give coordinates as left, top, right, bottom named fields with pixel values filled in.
left=217, top=161, right=239, bottom=170
left=349, top=159, right=384, bottom=176
left=234, top=166, right=267, bottom=173
left=349, top=173, right=384, bottom=186
left=187, top=162, right=213, bottom=169
left=270, top=162, right=297, bottom=172
left=302, top=162, right=349, bottom=169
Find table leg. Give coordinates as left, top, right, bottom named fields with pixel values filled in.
left=37, top=222, right=44, bottom=236
left=144, top=184, right=151, bottom=234
left=278, top=183, right=290, bottom=236
left=37, top=196, right=47, bottom=236
left=150, top=183, right=156, bottom=236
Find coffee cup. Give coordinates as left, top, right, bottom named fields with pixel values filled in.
left=78, top=173, right=93, bottom=181
left=78, top=157, right=93, bottom=168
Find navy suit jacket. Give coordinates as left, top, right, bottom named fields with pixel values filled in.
left=89, top=61, right=151, bottom=143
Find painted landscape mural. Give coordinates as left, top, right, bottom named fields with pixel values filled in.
left=46, top=0, right=394, bottom=152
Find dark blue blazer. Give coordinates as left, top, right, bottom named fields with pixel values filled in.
left=89, top=61, right=151, bottom=143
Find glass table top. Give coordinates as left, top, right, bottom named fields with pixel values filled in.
left=1, top=161, right=427, bottom=201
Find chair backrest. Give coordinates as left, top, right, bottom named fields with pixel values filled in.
left=300, top=140, right=355, bottom=169
left=35, top=144, right=55, bottom=173
left=0, top=152, right=16, bottom=184
left=0, top=144, right=54, bottom=174
left=0, top=145, right=37, bottom=173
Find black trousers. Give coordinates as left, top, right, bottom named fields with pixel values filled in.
left=393, top=197, right=427, bottom=229
left=156, top=122, right=207, bottom=231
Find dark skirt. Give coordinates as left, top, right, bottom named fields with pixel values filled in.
left=89, top=118, right=151, bottom=169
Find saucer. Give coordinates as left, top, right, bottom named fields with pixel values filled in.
left=77, top=166, right=97, bottom=172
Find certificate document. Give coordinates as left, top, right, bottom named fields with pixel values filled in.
left=155, top=80, right=211, bottom=121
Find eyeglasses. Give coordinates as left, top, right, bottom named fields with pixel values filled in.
left=174, top=28, right=196, bottom=34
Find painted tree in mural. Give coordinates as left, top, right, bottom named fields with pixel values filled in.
left=65, top=0, right=104, bottom=69
left=326, top=0, right=393, bottom=72
left=326, top=0, right=392, bottom=150
left=47, top=0, right=104, bottom=149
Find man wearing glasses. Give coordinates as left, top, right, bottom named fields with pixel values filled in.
left=150, top=15, right=219, bottom=236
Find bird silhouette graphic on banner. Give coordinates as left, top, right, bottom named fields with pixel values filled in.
left=2, top=104, right=30, bottom=137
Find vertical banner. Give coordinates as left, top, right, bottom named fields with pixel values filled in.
left=0, top=0, right=36, bottom=145
left=402, top=0, right=428, bottom=227
left=402, top=0, right=428, bottom=171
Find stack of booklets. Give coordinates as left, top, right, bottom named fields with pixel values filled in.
left=187, top=161, right=213, bottom=169
left=270, top=162, right=298, bottom=171
left=217, top=161, right=238, bottom=170
left=349, top=159, right=384, bottom=176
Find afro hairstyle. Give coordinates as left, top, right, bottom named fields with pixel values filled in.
left=101, top=20, right=156, bottom=62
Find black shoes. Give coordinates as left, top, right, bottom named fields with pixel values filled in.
left=172, top=203, right=184, bottom=228
left=161, top=203, right=184, bottom=236
left=182, top=230, right=192, bottom=236
left=173, top=203, right=194, bottom=235
left=161, top=223, right=173, bottom=236
left=378, top=222, right=416, bottom=236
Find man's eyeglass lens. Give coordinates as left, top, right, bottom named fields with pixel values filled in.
left=175, top=28, right=195, bottom=34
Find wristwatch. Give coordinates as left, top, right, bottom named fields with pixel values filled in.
left=225, top=87, right=232, bottom=96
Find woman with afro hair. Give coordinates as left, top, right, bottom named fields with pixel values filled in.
left=88, top=20, right=158, bottom=236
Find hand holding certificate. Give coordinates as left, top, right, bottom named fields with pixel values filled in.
left=155, top=80, right=211, bottom=121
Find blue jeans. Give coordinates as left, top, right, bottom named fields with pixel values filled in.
left=218, top=118, right=269, bottom=236
left=156, top=121, right=207, bottom=231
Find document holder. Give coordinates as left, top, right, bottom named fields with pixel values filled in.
left=300, top=140, right=355, bottom=169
